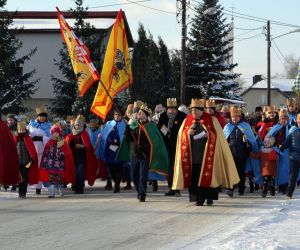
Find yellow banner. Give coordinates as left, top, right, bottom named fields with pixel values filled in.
left=91, top=10, right=133, bottom=120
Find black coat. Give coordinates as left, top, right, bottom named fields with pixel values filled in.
left=157, top=110, right=186, bottom=162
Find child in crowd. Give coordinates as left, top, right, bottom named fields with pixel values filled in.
left=250, top=136, right=278, bottom=197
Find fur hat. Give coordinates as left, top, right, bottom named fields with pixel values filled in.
left=36, top=106, right=48, bottom=117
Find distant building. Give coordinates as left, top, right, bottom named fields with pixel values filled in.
left=8, top=11, right=133, bottom=116
left=241, top=78, right=297, bottom=112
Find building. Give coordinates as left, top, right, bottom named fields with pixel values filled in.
left=8, top=11, right=133, bottom=117
left=241, top=78, right=297, bottom=112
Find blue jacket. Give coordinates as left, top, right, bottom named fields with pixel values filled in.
left=282, top=127, right=300, bottom=162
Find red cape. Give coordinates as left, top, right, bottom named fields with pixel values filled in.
left=14, top=135, right=39, bottom=185
left=39, top=139, right=76, bottom=184
left=212, top=112, right=226, bottom=128
left=0, top=120, right=21, bottom=185
left=66, top=130, right=98, bottom=186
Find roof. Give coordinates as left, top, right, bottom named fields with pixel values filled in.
left=241, top=78, right=295, bottom=96
left=6, top=11, right=134, bottom=47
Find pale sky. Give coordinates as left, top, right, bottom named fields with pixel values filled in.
left=5, top=0, right=300, bottom=80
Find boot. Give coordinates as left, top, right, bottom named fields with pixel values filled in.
left=104, top=178, right=112, bottom=190
left=249, top=182, right=254, bottom=193
left=262, top=184, right=267, bottom=198
left=152, top=180, right=158, bottom=192
left=123, top=182, right=132, bottom=190
left=48, top=184, right=55, bottom=198
left=36, top=188, right=41, bottom=195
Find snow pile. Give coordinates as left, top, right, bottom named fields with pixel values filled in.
left=205, top=197, right=300, bottom=250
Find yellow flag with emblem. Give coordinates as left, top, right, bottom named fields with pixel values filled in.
left=91, top=10, right=133, bottom=119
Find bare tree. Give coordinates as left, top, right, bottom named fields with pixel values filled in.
left=284, top=53, right=300, bottom=78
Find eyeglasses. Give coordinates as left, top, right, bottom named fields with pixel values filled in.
left=114, top=113, right=122, bottom=116
left=268, top=112, right=274, bottom=114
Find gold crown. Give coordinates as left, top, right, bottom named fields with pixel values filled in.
left=36, top=106, right=47, bottom=116
left=133, top=100, right=143, bottom=109
left=140, top=103, right=152, bottom=116
left=287, top=98, right=296, bottom=107
left=297, top=114, right=300, bottom=122
left=220, top=105, right=229, bottom=113
left=17, top=122, right=27, bottom=131
left=75, top=114, right=85, bottom=125
left=190, top=98, right=205, bottom=108
left=206, top=99, right=216, bottom=108
left=230, top=106, right=241, bottom=116
left=278, top=109, right=288, bottom=118
left=167, top=98, right=177, bottom=108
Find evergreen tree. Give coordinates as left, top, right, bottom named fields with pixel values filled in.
left=0, top=0, right=38, bottom=115
left=131, top=24, right=175, bottom=107
left=170, top=49, right=181, bottom=101
left=186, top=0, right=241, bottom=100
left=51, top=0, right=106, bottom=119
left=158, top=36, right=176, bottom=100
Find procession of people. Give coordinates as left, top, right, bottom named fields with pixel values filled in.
left=1, top=97, right=300, bottom=205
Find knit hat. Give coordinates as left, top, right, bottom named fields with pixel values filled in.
left=50, top=125, right=63, bottom=136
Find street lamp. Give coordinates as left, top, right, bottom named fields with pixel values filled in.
left=266, top=22, right=300, bottom=105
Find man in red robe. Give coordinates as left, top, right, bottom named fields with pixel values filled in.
left=172, top=99, right=239, bottom=206
left=0, top=119, right=21, bottom=185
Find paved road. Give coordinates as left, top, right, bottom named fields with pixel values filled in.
left=0, top=181, right=298, bottom=250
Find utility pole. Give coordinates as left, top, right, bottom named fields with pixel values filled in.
left=267, top=20, right=271, bottom=106
left=180, top=0, right=187, bottom=104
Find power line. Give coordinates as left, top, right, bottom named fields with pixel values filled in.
left=190, top=0, right=300, bottom=29
left=271, top=46, right=286, bottom=67
left=234, top=33, right=264, bottom=43
left=88, top=0, right=152, bottom=9
left=235, top=26, right=263, bottom=30
left=271, top=36, right=289, bottom=64
left=123, top=0, right=176, bottom=14
left=235, top=27, right=264, bottom=38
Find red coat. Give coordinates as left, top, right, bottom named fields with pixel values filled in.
left=39, top=139, right=76, bottom=184
left=66, top=130, right=98, bottom=186
left=258, top=120, right=276, bottom=141
left=0, top=120, right=21, bottom=185
left=14, top=134, right=39, bottom=185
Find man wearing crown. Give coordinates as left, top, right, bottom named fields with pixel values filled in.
left=157, top=98, right=186, bottom=196
left=224, top=106, right=257, bottom=196
left=28, top=106, right=52, bottom=195
left=287, top=98, right=297, bottom=126
left=172, top=99, right=239, bottom=206
left=205, top=100, right=226, bottom=128
left=118, top=103, right=168, bottom=202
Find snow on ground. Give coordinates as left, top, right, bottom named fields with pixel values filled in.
left=1, top=183, right=300, bottom=250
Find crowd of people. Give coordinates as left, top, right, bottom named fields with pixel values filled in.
left=1, top=97, right=300, bottom=206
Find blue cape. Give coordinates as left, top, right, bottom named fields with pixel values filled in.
left=265, top=124, right=290, bottom=184
left=28, top=119, right=52, bottom=137
left=95, top=119, right=126, bottom=161
left=87, top=127, right=101, bottom=148
left=288, top=125, right=299, bottom=134
left=224, top=121, right=258, bottom=150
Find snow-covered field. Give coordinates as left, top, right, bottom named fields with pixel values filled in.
left=0, top=183, right=299, bottom=250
